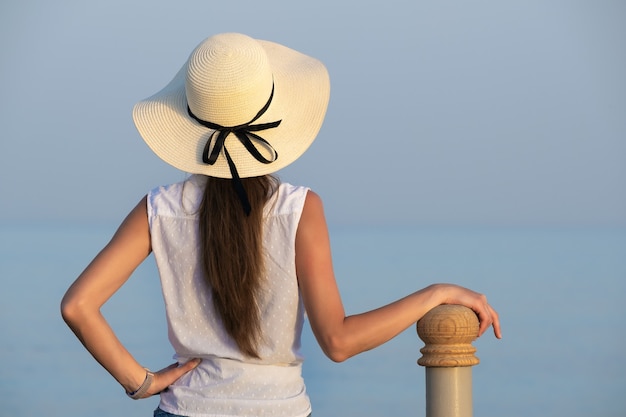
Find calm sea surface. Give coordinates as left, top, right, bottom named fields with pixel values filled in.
left=1, top=223, right=625, bottom=417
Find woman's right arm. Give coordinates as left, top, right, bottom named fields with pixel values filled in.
left=60, top=197, right=199, bottom=397
left=295, top=191, right=501, bottom=363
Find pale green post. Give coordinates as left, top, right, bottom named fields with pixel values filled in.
left=417, top=305, right=480, bottom=417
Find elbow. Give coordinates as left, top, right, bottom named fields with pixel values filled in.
left=319, top=335, right=354, bottom=363
left=60, top=293, right=90, bottom=327
left=60, top=296, right=77, bottom=326
left=326, top=351, right=350, bottom=363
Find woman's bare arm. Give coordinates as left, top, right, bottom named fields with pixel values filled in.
left=295, top=191, right=501, bottom=363
left=60, top=196, right=198, bottom=397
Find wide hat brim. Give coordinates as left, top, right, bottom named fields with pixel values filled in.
left=133, top=36, right=330, bottom=178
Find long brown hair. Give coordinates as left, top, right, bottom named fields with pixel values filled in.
left=198, top=174, right=279, bottom=358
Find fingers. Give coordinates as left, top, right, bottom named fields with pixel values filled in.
left=157, top=359, right=201, bottom=374
left=162, top=359, right=202, bottom=382
left=476, top=308, right=491, bottom=337
left=474, top=297, right=501, bottom=339
left=144, top=359, right=202, bottom=398
left=177, top=358, right=203, bottom=373
left=450, top=286, right=500, bottom=340
left=489, top=305, right=502, bottom=339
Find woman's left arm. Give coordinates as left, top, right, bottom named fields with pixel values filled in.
left=60, top=196, right=198, bottom=397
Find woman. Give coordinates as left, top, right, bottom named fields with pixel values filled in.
left=61, top=32, right=501, bottom=417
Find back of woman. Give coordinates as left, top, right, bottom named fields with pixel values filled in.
left=149, top=175, right=311, bottom=416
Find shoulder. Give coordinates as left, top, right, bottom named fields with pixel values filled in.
left=147, top=175, right=204, bottom=220
left=303, top=189, right=322, bottom=207
left=267, top=182, right=310, bottom=216
left=299, top=189, right=326, bottom=226
left=277, top=182, right=310, bottom=198
left=148, top=175, right=203, bottom=198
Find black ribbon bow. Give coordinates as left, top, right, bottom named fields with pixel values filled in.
left=187, top=84, right=281, bottom=216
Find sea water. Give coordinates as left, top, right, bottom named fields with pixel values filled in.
left=1, top=223, right=624, bottom=417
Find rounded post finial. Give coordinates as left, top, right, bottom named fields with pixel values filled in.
left=417, top=305, right=480, bottom=367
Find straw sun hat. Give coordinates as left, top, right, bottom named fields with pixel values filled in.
left=132, top=32, right=330, bottom=182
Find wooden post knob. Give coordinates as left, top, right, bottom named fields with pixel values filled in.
left=417, top=305, right=480, bottom=367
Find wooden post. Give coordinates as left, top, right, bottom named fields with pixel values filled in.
left=417, top=305, right=480, bottom=417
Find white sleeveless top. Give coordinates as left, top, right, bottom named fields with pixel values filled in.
left=147, top=175, right=311, bottom=417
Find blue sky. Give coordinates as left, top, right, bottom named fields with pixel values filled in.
left=1, top=0, right=624, bottom=227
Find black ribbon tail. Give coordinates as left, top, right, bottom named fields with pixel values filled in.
left=223, top=147, right=251, bottom=216
left=203, top=130, right=229, bottom=164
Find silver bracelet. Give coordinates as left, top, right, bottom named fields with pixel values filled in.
left=126, top=369, right=154, bottom=400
